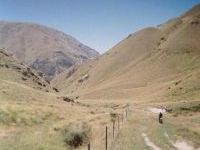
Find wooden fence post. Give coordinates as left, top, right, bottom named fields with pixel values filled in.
left=118, top=115, right=120, bottom=131
left=122, top=113, right=124, bottom=123
left=126, top=109, right=127, bottom=119
left=113, top=121, right=115, bottom=139
left=106, top=126, right=108, bottom=150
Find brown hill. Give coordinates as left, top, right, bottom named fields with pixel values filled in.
left=0, top=21, right=99, bottom=80
left=52, top=4, right=200, bottom=101
left=0, top=48, right=52, bottom=92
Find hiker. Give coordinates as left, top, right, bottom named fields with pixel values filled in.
left=159, top=112, right=163, bottom=124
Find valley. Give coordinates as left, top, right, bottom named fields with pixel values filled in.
left=0, top=3, right=200, bottom=150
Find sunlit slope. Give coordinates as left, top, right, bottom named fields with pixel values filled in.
left=53, top=4, right=200, bottom=101
left=0, top=49, right=52, bottom=95
left=0, top=50, right=98, bottom=150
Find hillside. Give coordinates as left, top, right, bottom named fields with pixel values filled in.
left=0, top=48, right=52, bottom=92
left=0, top=48, right=106, bottom=150
left=0, top=21, right=99, bottom=80
left=53, top=4, right=200, bottom=102
left=0, top=4, right=200, bottom=150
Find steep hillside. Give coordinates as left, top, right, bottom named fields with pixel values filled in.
left=0, top=48, right=52, bottom=92
left=53, top=4, right=200, bottom=101
left=0, top=21, right=99, bottom=80
left=0, top=48, right=104, bottom=150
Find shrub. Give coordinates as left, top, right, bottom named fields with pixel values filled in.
left=62, top=122, right=91, bottom=148
left=110, top=112, right=118, bottom=122
left=62, top=97, right=74, bottom=103
left=160, top=37, right=166, bottom=41
left=53, top=87, right=59, bottom=92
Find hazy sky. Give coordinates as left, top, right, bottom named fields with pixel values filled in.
left=0, top=0, right=200, bottom=53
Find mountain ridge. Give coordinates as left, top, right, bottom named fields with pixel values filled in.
left=0, top=21, right=99, bottom=80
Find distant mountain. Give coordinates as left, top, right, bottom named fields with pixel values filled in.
left=52, top=4, right=200, bottom=101
left=0, top=21, right=99, bottom=80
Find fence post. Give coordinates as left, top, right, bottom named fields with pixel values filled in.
left=106, top=126, right=108, bottom=150
left=122, top=113, right=124, bottom=123
left=113, top=121, right=115, bottom=139
left=118, top=115, right=120, bottom=131
left=126, top=109, right=128, bottom=121
left=88, top=143, right=90, bottom=150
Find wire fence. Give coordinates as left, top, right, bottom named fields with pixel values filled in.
left=87, top=104, right=130, bottom=150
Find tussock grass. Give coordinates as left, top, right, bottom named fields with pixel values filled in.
left=0, top=107, right=56, bottom=126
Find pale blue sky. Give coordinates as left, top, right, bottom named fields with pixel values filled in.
left=0, top=0, right=199, bottom=53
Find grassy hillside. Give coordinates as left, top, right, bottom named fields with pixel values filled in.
left=0, top=48, right=107, bottom=150
left=1, top=4, right=200, bottom=150
left=0, top=48, right=52, bottom=91
left=53, top=4, right=200, bottom=102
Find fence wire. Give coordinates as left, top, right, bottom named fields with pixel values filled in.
left=86, top=106, right=130, bottom=150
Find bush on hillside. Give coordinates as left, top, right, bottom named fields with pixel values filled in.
left=62, top=122, right=91, bottom=148
left=110, top=112, right=118, bottom=122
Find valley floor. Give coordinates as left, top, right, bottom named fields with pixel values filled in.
left=0, top=79, right=199, bottom=150
left=111, top=103, right=200, bottom=150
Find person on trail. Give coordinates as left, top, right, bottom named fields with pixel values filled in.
left=159, top=112, right=163, bottom=124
